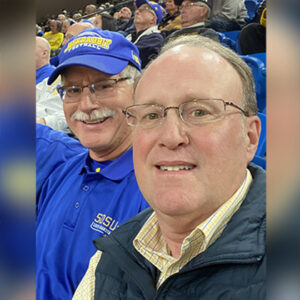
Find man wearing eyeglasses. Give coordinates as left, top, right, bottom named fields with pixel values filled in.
left=164, top=0, right=219, bottom=42
left=74, top=35, right=265, bottom=299
left=36, top=28, right=149, bottom=300
left=126, top=0, right=164, bottom=68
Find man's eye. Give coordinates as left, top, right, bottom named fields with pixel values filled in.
left=145, top=113, right=160, bottom=120
left=67, top=87, right=81, bottom=94
left=94, top=82, right=114, bottom=91
left=191, top=109, right=210, bottom=117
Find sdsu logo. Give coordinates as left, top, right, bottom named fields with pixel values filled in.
left=90, top=213, right=119, bottom=236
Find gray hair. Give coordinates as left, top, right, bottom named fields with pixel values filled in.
left=199, top=3, right=211, bottom=19
left=120, top=64, right=141, bottom=85
left=160, top=35, right=258, bottom=115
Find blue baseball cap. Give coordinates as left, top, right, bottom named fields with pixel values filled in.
left=48, top=28, right=141, bottom=84
left=135, top=0, right=163, bottom=24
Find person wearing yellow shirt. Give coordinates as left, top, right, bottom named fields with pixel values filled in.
left=43, top=19, right=64, bottom=55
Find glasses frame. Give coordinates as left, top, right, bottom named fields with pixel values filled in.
left=179, top=2, right=204, bottom=11
left=57, top=77, right=131, bottom=102
left=136, top=5, right=156, bottom=17
left=122, top=99, right=250, bottom=128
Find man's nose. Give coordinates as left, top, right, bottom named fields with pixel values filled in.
left=77, top=87, right=98, bottom=112
left=158, top=110, right=189, bottom=150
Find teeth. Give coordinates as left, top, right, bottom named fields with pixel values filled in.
left=83, top=117, right=108, bottom=124
left=159, top=165, right=194, bottom=171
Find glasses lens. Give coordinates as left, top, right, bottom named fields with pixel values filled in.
left=126, top=104, right=164, bottom=127
left=93, top=80, right=116, bottom=94
left=181, top=100, right=224, bottom=124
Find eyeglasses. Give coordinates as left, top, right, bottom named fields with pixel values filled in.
left=123, top=99, right=250, bottom=128
left=179, top=2, right=204, bottom=11
left=57, top=77, right=131, bottom=103
left=136, top=6, right=156, bottom=16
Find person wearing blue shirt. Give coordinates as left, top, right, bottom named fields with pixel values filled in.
left=36, top=28, right=149, bottom=300
left=35, top=37, right=56, bottom=84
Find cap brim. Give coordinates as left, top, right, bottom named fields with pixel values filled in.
left=47, top=54, right=129, bottom=84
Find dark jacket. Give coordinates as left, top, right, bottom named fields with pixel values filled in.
left=127, top=26, right=164, bottom=69
left=93, top=164, right=266, bottom=299
left=164, top=24, right=220, bottom=43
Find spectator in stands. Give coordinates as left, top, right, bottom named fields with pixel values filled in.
left=36, top=28, right=148, bottom=300
left=72, top=12, right=82, bottom=22
left=164, top=0, right=219, bottom=42
left=62, top=21, right=94, bottom=47
left=74, top=34, right=265, bottom=300
left=159, top=0, right=181, bottom=31
left=57, top=13, right=66, bottom=23
left=119, top=6, right=133, bottom=21
left=36, top=24, right=44, bottom=36
left=126, top=0, right=164, bottom=68
left=37, top=22, right=95, bottom=132
left=62, top=18, right=71, bottom=34
left=35, top=37, right=56, bottom=84
left=93, top=12, right=117, bottom=31
left=208, top=0, right=248, bottom=32
left=43, top=19, right=64, bottom=55
left=84, top=4, right=97, bottom=16
left=239, top=0, right=266, bottom=55
left=116, top=6, right=136, bottom=36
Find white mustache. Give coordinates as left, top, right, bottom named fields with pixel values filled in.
left=71, top=108, right=116, bottom=122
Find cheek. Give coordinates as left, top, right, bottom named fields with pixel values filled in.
left=132, top=129, right=155, bottom=170
left=63, top=104, right=76, bottom=121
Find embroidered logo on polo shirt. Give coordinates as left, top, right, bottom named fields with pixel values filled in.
left=90, top=212, right=119, bottom=236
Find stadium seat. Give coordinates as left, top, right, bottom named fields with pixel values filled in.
left=222, top=30, right=242, bottom=54
left=252, top=155, right=266, bottom=169
left=256, top=112, right=266, bottom=158
left=241, top=54, right=266, bottom=112
left=245, top=0, right=260, bottom=22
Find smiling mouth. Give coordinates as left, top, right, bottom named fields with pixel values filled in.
left=82, top=117, right=110, bottom=124
left=156, top=165, right=196, bottom=171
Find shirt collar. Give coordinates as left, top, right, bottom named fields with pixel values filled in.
left=79, top=147, right=134, bottom=180
left=185, top=22, right=205, bottom=28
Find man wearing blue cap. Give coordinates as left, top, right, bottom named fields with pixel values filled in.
left=36, top=28, right=149, bottom=300
left=126, top=0, right=164, bottom=68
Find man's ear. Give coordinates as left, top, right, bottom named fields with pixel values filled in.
left=246, top=115, right=262, bottom=162
left=200, top=6, right=209, bottom=18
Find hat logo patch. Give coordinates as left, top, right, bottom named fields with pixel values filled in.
left=64, top=36, right=112, bottom=53
left=131, top=51, right=141, bottom=66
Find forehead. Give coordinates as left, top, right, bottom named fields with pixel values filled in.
left=135, top=45, right=243, bottom=103
left=139, top=3, right=152, bottom=9
left=61, top=66, right=111, bottom=82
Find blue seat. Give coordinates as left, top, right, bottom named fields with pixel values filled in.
left=222, top=30, right=242, bottom=53
left=245, top=0, right=260, bottom=22
left=251, top=155, right=266, bottom=169
left=256, top=112, right=266, bottom=157
left=241, top=54, right=266, bottom=112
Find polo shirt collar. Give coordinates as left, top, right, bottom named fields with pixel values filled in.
left=79, top=147, right=134, bottom=180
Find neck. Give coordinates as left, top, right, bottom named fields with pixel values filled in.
left=135, top=23, right=154, bottom=33
left=155, top=212, right=210, bottom=259
left=168, top=8, right=178, bottom=16
left=89, top=134, right=132, bottom=162
left=36, top=61, right=49, bottom=70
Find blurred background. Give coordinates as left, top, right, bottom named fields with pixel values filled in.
left=0, top=0, right=300, bottom=298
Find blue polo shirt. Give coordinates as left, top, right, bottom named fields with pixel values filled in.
left=36, top=133, right=149, bottom=300
left=36, top=124, right=87, bottom=197
left=36, top=64, right=56, bottom=85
